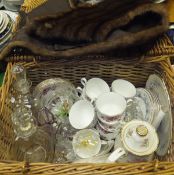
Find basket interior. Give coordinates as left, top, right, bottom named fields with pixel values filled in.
left=0, top=56, right=173, bottom=162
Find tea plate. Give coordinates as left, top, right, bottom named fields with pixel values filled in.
left=146, top=74, right=172, bottom=156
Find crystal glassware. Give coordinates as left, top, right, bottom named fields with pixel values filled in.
left=10, top=64, right=36, bottom=139
left=15, top=125, right=55, bottom=163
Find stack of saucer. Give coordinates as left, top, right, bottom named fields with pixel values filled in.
left=0, top=11, right=14, bottom=50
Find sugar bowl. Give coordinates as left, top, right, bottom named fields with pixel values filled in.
left=108, top=120, right=159, bottom=163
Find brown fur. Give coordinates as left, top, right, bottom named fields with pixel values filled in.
left=0, top=0, right=169, bottom=60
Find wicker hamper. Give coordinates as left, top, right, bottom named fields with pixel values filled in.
left=1, top=1, right=174, bottom=174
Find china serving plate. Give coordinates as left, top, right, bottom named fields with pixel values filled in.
left=146, top=74, right=172, bottom=156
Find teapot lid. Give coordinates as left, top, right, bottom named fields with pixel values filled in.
left=121, top=120, right=159, bottom=156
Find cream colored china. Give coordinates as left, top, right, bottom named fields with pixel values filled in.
left=72, top=129, right=102, bottom=159
left=109, top=120, right=158, bottom=163
left=73, top=129, right=115, bottom=160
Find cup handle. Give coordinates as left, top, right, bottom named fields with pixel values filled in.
left=126, top=98, right=133, bottom=105
left=81, top=78, right=87, bottom=87
left=97, top=140, right=114, bottom=156
left=90, top=98, right=97, bottom=105
left=152, top=109, right=165, bottom=130
left=101, top=140, right=108, bottom=145
left=76, top=87, right=83, bottom=96
left=107, top=147, right=126, bottom=163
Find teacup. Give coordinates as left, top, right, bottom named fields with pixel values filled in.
left=107, top=120, right=159, bottom=163
left=72, top=129, right=114, bottom=159
left=73, top=139, right=114, bottom=163
left=96, top=92, right=127, bottom=125
left=69, top=100, right=96, bottom=129
left=111, top=79, right=136, bottom=99
left=98, top=120, right=124, bottom=133
left=96, top=122, right=117, bottom=140
left=77, top=78, right=110, bottom=102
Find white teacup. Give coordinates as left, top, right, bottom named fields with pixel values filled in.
left=111, top=79, right=136, bottom=99
left=96, top=92, right=127, bottom=124
left=77, top=78, right=110, bottom=102
left=69, top=100, right=96, bottom=129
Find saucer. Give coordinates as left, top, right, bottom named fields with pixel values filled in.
left=0, top=12, right=9, bottom=34
left=146, top=74, right=172, bottom=156
left=0, top=13, right=6, bottom=33
left=0, top=16, right=13, bottom=40
left=136, top=88, right=154, bottom=123
left=0, top=32, right=12, bottom=49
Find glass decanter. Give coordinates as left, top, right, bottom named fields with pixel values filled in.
left=15, top=124, right=55, bottom=163
left=11, top=64, right=36, bottom=140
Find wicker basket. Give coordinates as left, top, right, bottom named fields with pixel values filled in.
left=1, top=1, right=174, bottom=174
left=0, top=54, right=174, bottom=174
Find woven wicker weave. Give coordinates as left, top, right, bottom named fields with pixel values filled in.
left=1, top=0, right=174, bottom=174
left=1, top=56, right=174, bottom=174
